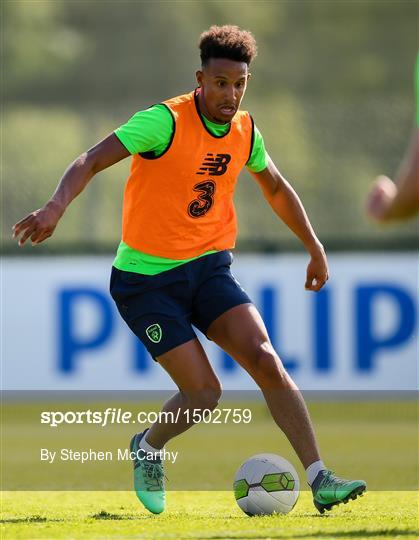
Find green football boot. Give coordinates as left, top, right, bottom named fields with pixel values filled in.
left=130, top=430, right=165, bottom=514
left=311, top=470, right=366, bottom=514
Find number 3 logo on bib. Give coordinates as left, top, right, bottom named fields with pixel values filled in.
left=187, top=180, right=216, bottom=218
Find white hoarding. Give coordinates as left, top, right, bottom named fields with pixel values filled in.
left=2, top=253, right=417, bottom=391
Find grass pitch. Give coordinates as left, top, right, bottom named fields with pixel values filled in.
left=2, top=399, right=417, bottom=538
left=2, top=490, right=418, bottom=539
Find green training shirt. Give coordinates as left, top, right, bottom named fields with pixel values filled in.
left=113, top=102, right=269, bottom=275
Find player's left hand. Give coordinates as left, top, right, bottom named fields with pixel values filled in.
left=305, top=245, right=329, bottom=292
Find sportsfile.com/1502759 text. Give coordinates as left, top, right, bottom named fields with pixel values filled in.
left=40, top=408, right=253, bottom=428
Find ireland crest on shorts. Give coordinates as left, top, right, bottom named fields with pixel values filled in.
left=146, top=323, right=162, bottom=344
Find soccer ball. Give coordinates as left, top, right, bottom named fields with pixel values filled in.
left=233, top=453, right=300, bottom=516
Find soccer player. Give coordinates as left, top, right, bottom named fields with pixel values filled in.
left=13, top=25, right=366, bottom=515
left=365, top=55, right=419, bottom=222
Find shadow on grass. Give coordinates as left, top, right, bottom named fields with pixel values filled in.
left=91, top=510, right=138, bottom=520
left=206, top=531, right=416, bottom=540
left=1, top=511, right=140, bottom=524
left=1, top=515, right=51, bottom=524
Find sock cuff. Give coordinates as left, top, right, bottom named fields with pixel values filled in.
left=306, top=460, right=326, bottom=486
left=139, top=433, right=162, bottom=454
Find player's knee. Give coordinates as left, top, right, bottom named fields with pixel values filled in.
left=249, top=343, right=288, bottom=388
left=200, top=387, right=222, bottom=411
left=183, top=382, right=222, bottom=411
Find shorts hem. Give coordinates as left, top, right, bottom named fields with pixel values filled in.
left=198, top=299, right=252, bottom=338
left=151, top=336, right=199, bottom=362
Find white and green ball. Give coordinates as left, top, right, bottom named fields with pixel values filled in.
left=234, top=453, right=300, bottom=516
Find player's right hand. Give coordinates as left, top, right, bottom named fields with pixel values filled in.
left=12, top=201, right=64, bottom=246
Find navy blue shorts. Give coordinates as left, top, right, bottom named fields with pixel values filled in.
left=109, top=250, right=251, bottom=359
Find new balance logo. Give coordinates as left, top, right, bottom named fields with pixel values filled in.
left=196, top=153, right=231, bottom=176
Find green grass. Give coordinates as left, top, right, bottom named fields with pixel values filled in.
left=1, top=490, right=418, bottom=539
left=2, top=400, right=417, bottom=538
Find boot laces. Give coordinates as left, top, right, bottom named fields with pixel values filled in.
left=321, top=470, right=349, bottom=488
left=143, top=461, right=165, bottom=491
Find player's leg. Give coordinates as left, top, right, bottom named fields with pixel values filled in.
left=206, top=302, right=320, bottom=469
left=110, top=265, right=222, bottom=513
left=206, top=302, right=366, bottom=512
left=110, top=264, right=222, bottom=446
left=129, top=338, right=221, bottom=514
left=189, top=252, right=320, bottom=466
left=145, top=337, right=222, bottom=449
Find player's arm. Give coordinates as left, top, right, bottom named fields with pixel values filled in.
left=250, top=156, right=329, bottom=291
left=365, top=129, right=419, bottom=222
left=13, top=133, right=130, bottom=246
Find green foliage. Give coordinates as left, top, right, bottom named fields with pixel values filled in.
left=3, top=0, right=417, bottom=252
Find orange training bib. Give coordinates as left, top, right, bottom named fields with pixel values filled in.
left=121, top=90, right=254, bottom=259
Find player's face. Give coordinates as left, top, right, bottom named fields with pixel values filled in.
left=196, top=58, right=250, bottom=124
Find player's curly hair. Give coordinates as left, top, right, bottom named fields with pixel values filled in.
left=199, top=25, right=257, bottom=66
